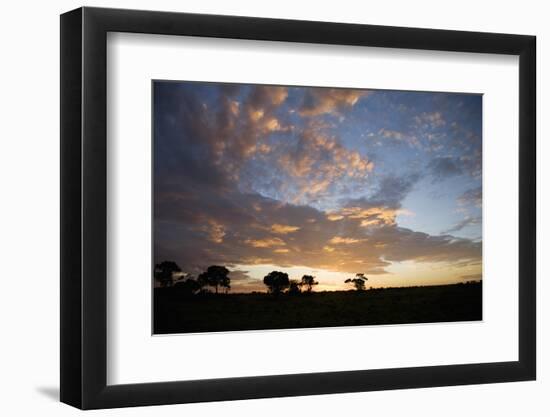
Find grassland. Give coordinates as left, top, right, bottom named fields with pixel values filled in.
left=153, top=282, right=482, bottom=334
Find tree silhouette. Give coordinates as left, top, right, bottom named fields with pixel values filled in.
left=263, top=271, right=290, bottom=295
left=174, top=277, right=201, bottom=295
left=288, top=279, right=301, bottom=295
left=154, top=261, right=181, bottom=287
left=345, top=273, right=367, bottom=291
left=197, top=272, right=209, bottom=293
left=198, top=265, right=230, bottom=294
left=300, top=275, right=319, bottom=293
left=220, top=274, right=231, bottom=294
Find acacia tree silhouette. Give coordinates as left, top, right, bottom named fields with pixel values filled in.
left=345, top=273, right=368, bottom=291
left=300, top=275, right=319, bottom=293
left=198, top=265, right=230, bottom=294
left=154, top=261, right=181, bottom=287
left=263, top=271, right=290, bottom=295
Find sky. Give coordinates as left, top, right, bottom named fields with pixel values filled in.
left=153, top=81, right=482, bottom=292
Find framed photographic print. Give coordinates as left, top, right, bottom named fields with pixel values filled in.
left=60, top=7, right=536, bottom=409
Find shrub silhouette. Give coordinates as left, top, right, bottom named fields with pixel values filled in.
left=345, top=273, right=367, bottom=291
left=263, top=271, right=290, bottom=295
left=300, top=275, right=319, bottom=293
left=288, top=279, right=301, bottom=295
left=154, top=261, right=181, bottom=287
left=174, top=277, right=201, bottom=295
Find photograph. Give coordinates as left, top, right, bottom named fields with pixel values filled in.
left=152, top=81, right=483, bottom=334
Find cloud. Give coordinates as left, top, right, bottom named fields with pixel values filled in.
left=154, top=82, right=482, bottom=291
left=370, top=174, right=420, bottom=206
left=275, top=127, right=374, bottom=205
left=326, top=173, right=419, bottom=227
left=376, top=226, right=481, bottom=264
left=228, top=100, right=240, bottom=116
left=441, top=216, right=481, bottom=234
left=155, top=168, right=480, bottom=281
left=273, top=248, right=290, bottom=253
left=155, top=82, right=375, bottom=210
left=379, top=128, right=404, bottom=140
left=337, top=206, right=398, bottom=227
left=329, top=236, right=362, bottom=245
left=156, top=188, right=482, bottom=287
left=249, top=108, right=264, bottom=121
left=460, top=273, right=482, bottom=281
left=271, top=224, right=300, bottom=234
left=415, top=111, right=446, bottom=128
left=458, top=186, right=482, bottom=208
left=299, top=88, right=368, bottom=116
left=245, top=237, right=286, bottom=248
left=204, top=219, right=225, bottom=243
left=228, top=269, right=266, bottom=292
left=460, top=149, right=482, bottom=179
left=249, top=85, right=288, bottom=107
left=428, top=156, right=463, bottom=182
left=379, top=128, right=422, bottom=148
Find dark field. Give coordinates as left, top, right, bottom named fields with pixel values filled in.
left=154, top=282, right=482, bottom=334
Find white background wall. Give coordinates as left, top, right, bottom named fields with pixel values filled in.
left=0, top=0, right=546, bottom=415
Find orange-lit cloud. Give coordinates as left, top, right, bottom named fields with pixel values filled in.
left=245, top=237, right=286, bottom=248
left=249, top=108, right=264, bottom=121
left=273, top=248, right=290, bottom=254
left=329, top=236, right=362, bottom=245
left=271, top=224, right=300, bottom=234
left=276, top=128, right=374, bottom=205
left=206, top=220, right=225, bottom=243
left=229, top=100, right=240, bottom=116
left=299, top=88, right=368, bottom=116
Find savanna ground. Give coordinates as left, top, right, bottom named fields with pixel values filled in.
left=153, top=282, right=482, bottom=334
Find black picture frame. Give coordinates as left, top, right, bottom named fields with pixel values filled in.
left=60, top=6, right=536, bottom=410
